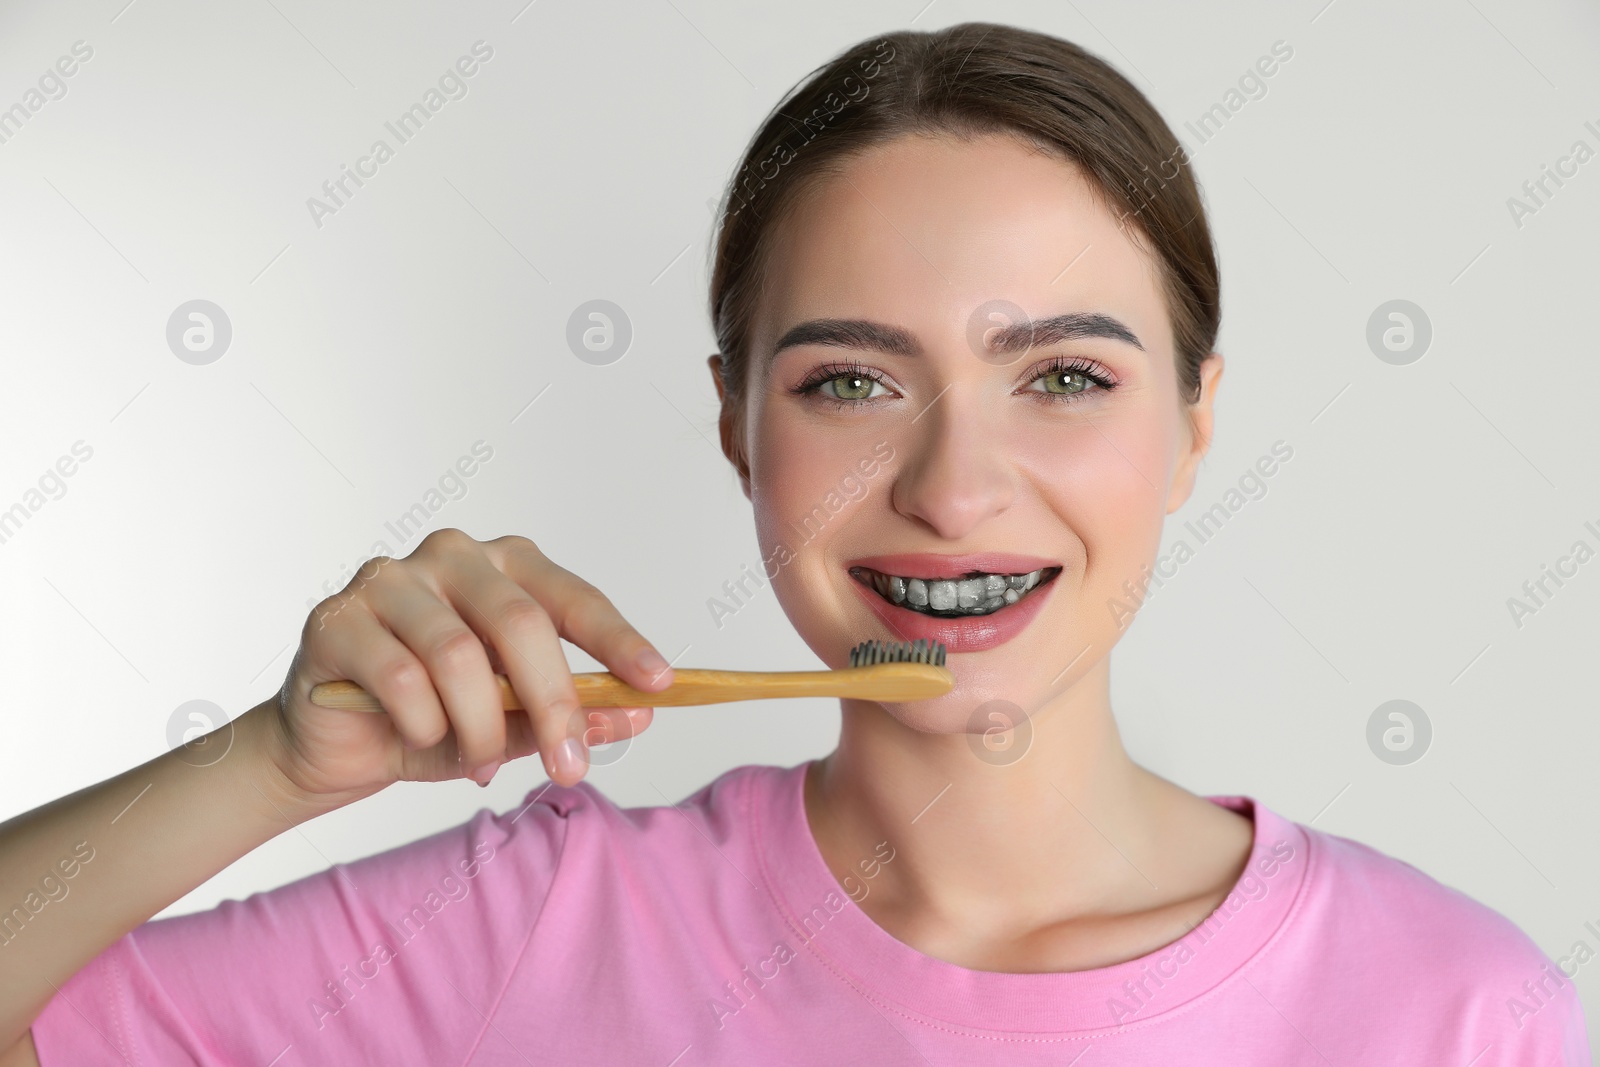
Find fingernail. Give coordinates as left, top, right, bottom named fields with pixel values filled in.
left=552, top=737, right=587, bottom=782
left=634, top=647, right=670, bottom=681
left=468, top=760, right=501, bottom=786
left=623, top=706, right=644, bottom=722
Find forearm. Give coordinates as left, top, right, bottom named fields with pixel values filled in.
left=0, top=698, right=344, bottom=1050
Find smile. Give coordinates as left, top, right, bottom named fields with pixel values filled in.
left=849, top=566, right=1061, bottom=618
left=843, top=551, right=1064, bottom=654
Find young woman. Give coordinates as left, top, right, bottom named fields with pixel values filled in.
left=1, top=21, right=1588, bottom=1065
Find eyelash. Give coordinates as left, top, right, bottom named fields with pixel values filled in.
left=791, top=357, right=1120, bottom=410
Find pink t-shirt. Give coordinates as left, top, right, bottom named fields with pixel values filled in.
left=32, top=760, right=1590, bottom=1064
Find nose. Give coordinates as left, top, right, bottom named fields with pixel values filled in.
left=889, top=390, right=1017, bottom=540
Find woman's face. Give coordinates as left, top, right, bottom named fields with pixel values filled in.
left=720, top=130, right=1219, bottom=728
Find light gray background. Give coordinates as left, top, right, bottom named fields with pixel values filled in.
left=2, top=0, right=1597, bottom=1041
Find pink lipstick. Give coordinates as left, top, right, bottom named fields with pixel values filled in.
left=845, top=552, right=1062, bottom=654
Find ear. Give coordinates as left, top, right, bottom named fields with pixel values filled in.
left=707, top=354, right=753, bottom=500
left=1166, top=352, right=1223, bottom=514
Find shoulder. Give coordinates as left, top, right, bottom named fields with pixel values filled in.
left=1296, top=817, right=1540, bottom=958
left=499, top=761, right=783, bottom=870
left=1271, top=806, right=1588, bottom=1057
left=507, top=760, right=777, bottom=826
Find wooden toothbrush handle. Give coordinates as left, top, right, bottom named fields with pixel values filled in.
left=574, top=665, right=952, bottom=705
left=307, top=664, right=953, bottom=711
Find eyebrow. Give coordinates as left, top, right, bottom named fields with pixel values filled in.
left=770, top=311, right=1146, bottom=360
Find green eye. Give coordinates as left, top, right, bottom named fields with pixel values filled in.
left=823, top=374, right=883, bottom=400
left=1036, top=370, right=1091, bottom=395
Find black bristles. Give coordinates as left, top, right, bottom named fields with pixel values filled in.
left=849, top=639, right=947, bottom=668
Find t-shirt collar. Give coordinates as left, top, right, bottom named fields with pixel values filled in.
left=748, top=759, right=1310, bottom=1035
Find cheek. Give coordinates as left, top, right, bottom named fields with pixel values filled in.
left=746, top=402, right=879, bottom=650
left=1018, top=399, right=1176, bottom=585
left=750, top=408, right=846, bottom=547
left=745, top=409, right=844, bottom=566
left=747, top=376, right=889, bottom=525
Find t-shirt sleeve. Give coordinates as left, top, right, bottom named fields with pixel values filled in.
left=1546, top=986, right=1592, bottom=1066
left=29, top=784, right=576, bottom=1066
left=1482, top=948, right=1593, bottom=1067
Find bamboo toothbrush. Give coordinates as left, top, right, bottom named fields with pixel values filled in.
left=308, top=639, right=953, bottom=711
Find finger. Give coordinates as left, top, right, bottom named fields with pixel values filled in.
left=362, top=573, right=509, bottom=781
left=464, top=598, right=653, bottom=752
left=429, top=551, right=589, bottom=786
left=491, top=536, right=676, bottom=693
left=498, top=707, right=647, bottom=764
left=308, top=598, right=449, bottom=752
left=503, top=704, right=537, bottom=761
left=620, top=705, right=653, bottom=736
left=579, top=706, right=653, bottom=748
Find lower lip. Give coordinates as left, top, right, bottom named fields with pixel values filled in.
left=848, top=572, right=1059, bottom=653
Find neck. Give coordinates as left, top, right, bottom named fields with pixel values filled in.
left=805, top=655, right=1171, bottom=927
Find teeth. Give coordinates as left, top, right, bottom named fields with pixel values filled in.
left=860, top=566, right=1052, bottom=618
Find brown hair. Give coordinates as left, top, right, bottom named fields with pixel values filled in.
left=707, top=21, right=1220, bottom=479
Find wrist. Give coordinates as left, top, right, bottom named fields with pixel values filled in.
left=234, top=698, right=359, bottom=825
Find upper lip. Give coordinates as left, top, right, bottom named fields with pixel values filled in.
left=844, top=552, right=1062, bottom=580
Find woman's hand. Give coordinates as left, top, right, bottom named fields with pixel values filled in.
left=267, top=529, right=674, bottom=803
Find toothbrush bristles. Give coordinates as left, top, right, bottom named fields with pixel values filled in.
left=849, top=639, right=947, bottom=668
